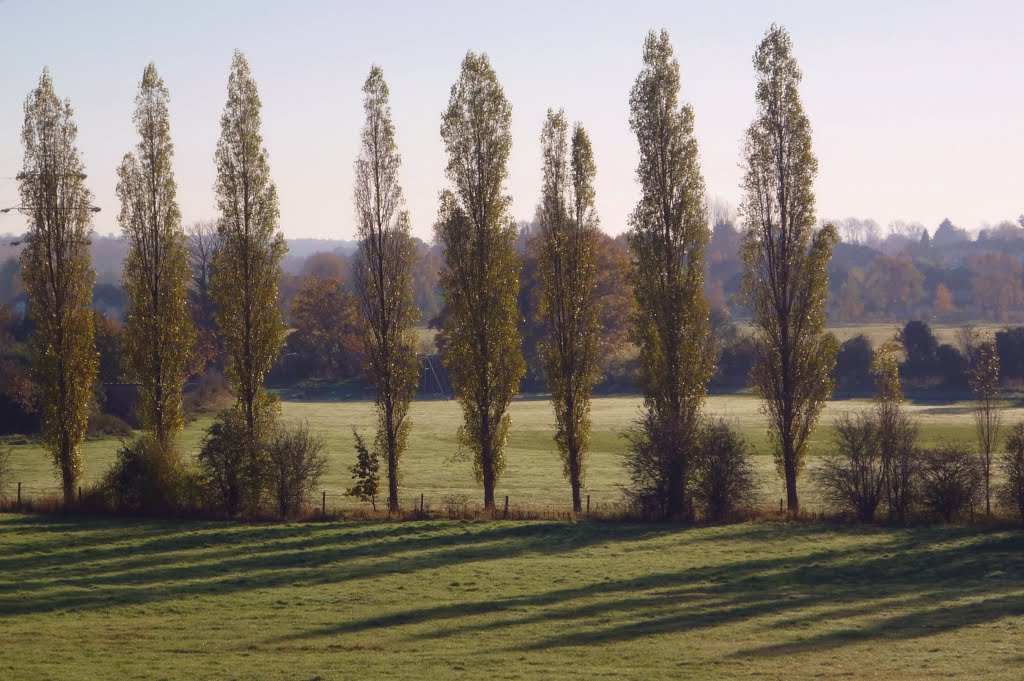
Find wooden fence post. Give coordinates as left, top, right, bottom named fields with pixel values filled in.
left=17, top=482, right=21, bottom=509
left=586, top=494, right=590, bottom=516
left=78, top=486, right=82, bottom=508
left=779, top=498, right=783, bottom=514
left=420, top=493, right=424, bottom=513
left=504, top=495, right=509, bottom=518
left=322, top=491, right=326, bottom=515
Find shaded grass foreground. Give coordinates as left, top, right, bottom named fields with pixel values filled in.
left=1, top=514, right=1023, bottom=679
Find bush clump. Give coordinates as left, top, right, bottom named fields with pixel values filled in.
left=1000, top=422, right=1024, bottom=520
left=267, top=420, right=327, bottom=518
left=692, top=420, right=758, bottom=521
left=197, top=409, right=267, bottom=516
left=104, top=434, right=190, bottom=513
left=918, top=443, right=982, bottom=522
left=816, top=413, right=887, bottom=523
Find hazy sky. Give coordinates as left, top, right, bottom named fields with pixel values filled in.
left=1, top=0, right=1021, bottom=241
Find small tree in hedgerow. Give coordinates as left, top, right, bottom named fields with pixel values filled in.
left=352, top=66, right=420, bottom=514
left=872, top=339, right=919, bottom=522
left=535, top=109, right=602, bottom=514
left=968, top=339, right=1001, bottom=515
left=347, top=430, right=381, bottom=511
left=740, top=25, right=838, bottom=512
left=435, top=52, right=525, bottom=510
left=624, top=30, right=715, bottom=519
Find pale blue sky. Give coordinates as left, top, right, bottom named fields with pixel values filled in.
left=1, top=0, right=1021, bottom=241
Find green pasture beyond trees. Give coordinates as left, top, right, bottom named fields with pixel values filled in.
left=1, top=514, right=1022, bottom=680
left=3, top=395, right=1011, bottom=512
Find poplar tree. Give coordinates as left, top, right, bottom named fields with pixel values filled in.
left=625, top=30, right=715, bottom=518
left=210, top=51, right=288, bottom=458
left=969, top=339, right=1001, bottom=515
left=436, top=51, right=524, bottom=510
left=18, top=70, right=98, bottom=505
left=740, top=25, right=838, bottom=511
left=353, top=66, right=420, bottom=514
left=116, top=63, right=194, bottom=449
left=536, top=110, right=601, bottom=513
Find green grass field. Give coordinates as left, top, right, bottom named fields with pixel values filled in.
left=3, top=394, right=1019, bottom=513
left=1, top=514, right=1021, bottom=680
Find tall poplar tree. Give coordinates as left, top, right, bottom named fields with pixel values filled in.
left=436, top=51, right=524, bottom=510
left=18, top=70, right=98, bottom=505
left=969, top=339, right=1001, bottom=515
left=740, top=25, right=838, bottom=511
left=536, top=109, right=601, bottom=513
left=353, top=66, right=420, bottom=514
left=210, top=51, right=288, bottom=456
left=116, top=63, right=194, bottom=449
left=625, top=30, right=715, bottom=518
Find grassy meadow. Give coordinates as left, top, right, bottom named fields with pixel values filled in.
left=3, top=394, right=1016, bottom=513
left=1, top=514, right=1022, bottom=680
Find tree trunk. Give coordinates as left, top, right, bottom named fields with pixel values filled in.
left=61, top=450, right=75, bottom=507
left=388, top=449, right=399, bottom=514
left=784, top=451, right=799, bottom=512
left=667, top=452, right=685, bottom=519
left=569, top=450, right=582, bottom=514
left=482, top=440, right=495, bottom=510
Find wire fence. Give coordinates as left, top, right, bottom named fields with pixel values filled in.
left=0, top=481, right=633, bottom=519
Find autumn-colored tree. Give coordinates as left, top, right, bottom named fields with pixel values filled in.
left=186, top=219, right=220, bottom=375
left=970, top=253, right=1023, bottom=322
left=740, top=25, right=838, bottom=511
left=18, top=70, right=99, bottom=505
left=289, top=276, right=360, bottom=378
left=535, top=110, right=602, bottom=513
left=863, top=255, right=924, bottom=318
left=411, top=240, right=443, bottom=322
left=625, top=30, right=715, bottom=518
left=969, top=339, right=1001, bottom=515
left=116, top=63, right=194, bottom=447
left=435, top=52, right=525, bottom=509
left=352, top=66, right=421, bottom=513
left=94, top=311, right=128, bottom=384
left=836, top=267, right=865, bottom=321
left=301, top=251, right=351, bottom=283
left=210, top=51, right=288, bottom=465
left=933, top=283, right=956, bottom=319
left=593, top=233, right=634, bottom=361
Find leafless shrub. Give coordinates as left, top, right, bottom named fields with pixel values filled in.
left=919, top=443, right=982, bottom=522
left=267, top=421, right=327, bottom=518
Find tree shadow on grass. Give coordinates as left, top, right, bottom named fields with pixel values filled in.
left=0, top=516, right=678, bottom=616
left=273, top=523, right=1024, bottom=658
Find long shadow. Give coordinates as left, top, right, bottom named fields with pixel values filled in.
left=5, top=514, right=1023, bottom=660
left=273, top=523, right=1024, bottom=656
left=0, top=517, right=678, bottom=616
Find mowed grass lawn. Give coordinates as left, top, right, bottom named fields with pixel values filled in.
left=0, top=514, right=1022, bottom=680
left=4, top=394, right=1019, bottom=512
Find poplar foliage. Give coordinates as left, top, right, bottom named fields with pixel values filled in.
left=740, top=24, right=838, bottom=511
left=625, top=30, right=715, bottom=518
left=435, top=52, right=524, bottom=509
left=969, top=339, right=1002, bottom=515
left=18, top=70, right=98, bottom=505
left=210, top=51, right=287, bottom=447
left=535, top=110, right=601, bottom=513
left=352, top=66, right=420, bottom=513
left=116, top=63, right=194, bottom=448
